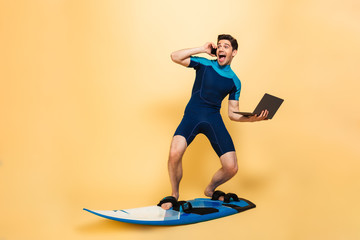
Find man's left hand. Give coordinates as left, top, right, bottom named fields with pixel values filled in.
left=247, top=110, right=269, bottom=122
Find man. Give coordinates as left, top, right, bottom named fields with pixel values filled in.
left=160, top=34, right=268, bottom=210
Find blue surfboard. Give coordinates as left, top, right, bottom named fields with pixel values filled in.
left=83, top=197, right=255, bottom=226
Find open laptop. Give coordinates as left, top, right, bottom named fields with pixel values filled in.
left=234, top=93, right=284, bottom=119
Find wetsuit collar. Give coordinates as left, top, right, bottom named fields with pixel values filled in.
left=215, top=60, right=231, bottom=72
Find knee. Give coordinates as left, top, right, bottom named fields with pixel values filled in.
left=169, top=146, right=184, bottom=163
left=220, top=152, right=238, bottom=176
left=225, top=164, right=238, bottom=177
left=223, top=161, right=238, bottom=177
left=168, top=136, right=187, bottom=163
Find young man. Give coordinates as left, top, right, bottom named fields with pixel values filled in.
left=160, top=34, right=268, bottom=210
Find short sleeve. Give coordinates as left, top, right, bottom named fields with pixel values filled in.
left=228, top=76, right=241, bottom=101
left=188, top=56, right=212, bottom=69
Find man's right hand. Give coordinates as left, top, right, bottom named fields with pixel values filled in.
left=203, top=42, right=217, bottom=57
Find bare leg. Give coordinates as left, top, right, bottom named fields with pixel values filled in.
left=161, top=135, right=187, bottom=210
left=204, top=151, right=238, bottom=200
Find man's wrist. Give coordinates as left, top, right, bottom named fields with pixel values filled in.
left=196, top=46, right=207, bottom=54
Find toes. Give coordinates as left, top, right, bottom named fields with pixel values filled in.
left=211, top=190, right=226, bottom=200
left=158, top=196, right=178, bottom=210
left=161, top=202, right=173, bottom=210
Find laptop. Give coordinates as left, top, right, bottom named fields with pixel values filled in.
left=234, top=93, right=284, bottom=119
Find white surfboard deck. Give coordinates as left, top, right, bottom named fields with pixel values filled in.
left=84, top=197, right=255, bottom=225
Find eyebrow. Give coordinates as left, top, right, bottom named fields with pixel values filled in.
left=218, top=43, right=231, bottom=46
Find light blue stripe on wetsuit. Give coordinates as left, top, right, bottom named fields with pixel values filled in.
left=174, top=56, right=241, bottom=157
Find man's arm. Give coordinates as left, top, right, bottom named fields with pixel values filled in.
left=170, top=42, right=216, bottom=67
left=228, top=100, right=269, bottom=122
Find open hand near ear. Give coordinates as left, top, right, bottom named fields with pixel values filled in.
left=203, top=42, right=217, bottom=57
left=247, top=110, right=269, bottom=122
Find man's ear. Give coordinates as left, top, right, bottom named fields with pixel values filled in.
left=232, top=49, right=237, bottom=57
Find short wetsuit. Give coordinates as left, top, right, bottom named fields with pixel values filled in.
left=174, top=56, right=241, bottom=157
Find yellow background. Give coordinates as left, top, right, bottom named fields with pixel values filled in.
left=1, top=0, right=359, bottom=239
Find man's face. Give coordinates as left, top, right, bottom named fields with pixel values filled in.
left=216, top=39, right=237, bottom=66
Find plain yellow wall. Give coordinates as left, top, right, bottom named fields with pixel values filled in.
left=1, top=0, right=359, bottom=239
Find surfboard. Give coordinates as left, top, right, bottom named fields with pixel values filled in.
left=83, top=197, right=255, bottom=226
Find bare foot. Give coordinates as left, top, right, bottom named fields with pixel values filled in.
left=160, top=194, right=179, bottom=210
left=161, top=202, right=173, bottom=210
left=204, top=188, right=225, bottom=201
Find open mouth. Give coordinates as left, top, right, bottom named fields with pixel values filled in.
left=218, top=54, right=226, bottom=62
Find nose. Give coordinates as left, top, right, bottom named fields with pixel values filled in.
left=217, top=45, right=226, bottom=53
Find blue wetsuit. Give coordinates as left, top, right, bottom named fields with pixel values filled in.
left=174, top=56, right=241, bottom=157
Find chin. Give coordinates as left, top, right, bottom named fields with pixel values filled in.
left=217, top=59, right=223, bottom=64
left=217, top=61, right=227, bottom=66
